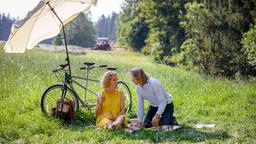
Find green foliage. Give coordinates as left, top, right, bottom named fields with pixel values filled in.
left=0, top=13, right=16, bottom=41
left=242, top=23, right=256, bottom=67
left=116, top=0, right=136, bottom=48
left=52, top=13, right=96, bottom=48
left=180, top=1, right=256, bottom=76
left=1, top=44, right=256, bottom=143
left=127, top=18, right=149, bottom=51
left=175, top=38, right=199, bottom=66
left=52, top=34, right=62, bottom=45
left=139, top=0, right=186, bottom=64
left=116, top=0, right=149, bottom=51
left=116, top=0, right=256, bottom=77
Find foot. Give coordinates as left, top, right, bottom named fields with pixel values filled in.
left=127, top=123, right=140, bottom=132
left=106, top=123, right=113, bottom=130
left=112, top=123, right=121, bottom=129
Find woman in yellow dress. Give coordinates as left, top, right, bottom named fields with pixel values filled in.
left=96, top=71, right=128, bottom=129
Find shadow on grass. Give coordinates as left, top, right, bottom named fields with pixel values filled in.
left=60, top=109, right=137, bottom=131
left=60, top=110, right=97, bottom=131
left=109, top=126, right=230, bottom=143
left=56, top=112, right=230, bottom=143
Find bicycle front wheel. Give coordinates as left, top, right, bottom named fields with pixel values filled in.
left=41, top=84, right=79, bottom=115
left=117, top=81, right=132, bottom=113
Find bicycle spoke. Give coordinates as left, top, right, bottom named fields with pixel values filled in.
left=41, top=85, right=78, bottom=115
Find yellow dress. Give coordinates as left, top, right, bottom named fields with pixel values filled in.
left=96, top=89, right=128, bottom=128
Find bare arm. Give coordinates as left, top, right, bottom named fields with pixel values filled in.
left=117, top=92, right=125, bottom=116
left=96, top=95, right=104, bottom=117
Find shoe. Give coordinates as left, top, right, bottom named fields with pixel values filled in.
left=172, top=125, right=182, bottom=130
left=128, top=124, right=140, bottom=131
left=125, top=124, right=140, bottom=133
left=161, top=125, right=182, bottom=132
left=171, top=116, right=179, bottom=125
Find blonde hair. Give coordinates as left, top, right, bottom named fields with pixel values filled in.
left=130, top=68, right=148, bottom=86
left=101, top=71, right=117, bottom=89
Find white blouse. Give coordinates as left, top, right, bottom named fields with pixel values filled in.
left=136, top=78, right=173, bottom=123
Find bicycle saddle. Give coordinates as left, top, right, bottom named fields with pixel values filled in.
left=83, top=62, right=95, bottom=67
left=107, top=67, right=117, bottom=71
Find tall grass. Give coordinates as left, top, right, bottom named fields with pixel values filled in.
left=0, top=44, right=255, bottom=143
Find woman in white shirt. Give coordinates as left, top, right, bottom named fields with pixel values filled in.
left=130, top=68, right=177, bottom=128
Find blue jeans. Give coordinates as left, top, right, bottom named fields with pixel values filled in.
left=143, top=103, right=175, bottom=128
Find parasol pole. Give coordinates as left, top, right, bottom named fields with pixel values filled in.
left=46, top=2, right=72, bottom=76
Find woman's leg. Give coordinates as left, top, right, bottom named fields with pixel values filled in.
left=143, top=105, right=158, bottom=128
left=160, top=103, right=174, bottom=125
left=97, top=118, right=113, bottom=129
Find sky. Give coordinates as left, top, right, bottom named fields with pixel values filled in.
left=0, top=0, right=124, bottom=22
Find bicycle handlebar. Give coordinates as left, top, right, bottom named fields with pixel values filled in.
left=52, top=63, right=69, bottom=73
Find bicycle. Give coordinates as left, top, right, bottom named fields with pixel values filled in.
left=40, top=62, right=132, bottom=116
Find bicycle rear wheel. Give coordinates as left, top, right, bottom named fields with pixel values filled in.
left=117, top=81, right=132, bottom=113
left=41, top=84, right=79, bottom=115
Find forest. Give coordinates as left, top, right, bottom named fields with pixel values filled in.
left=116, top=0, right=256, bottom=77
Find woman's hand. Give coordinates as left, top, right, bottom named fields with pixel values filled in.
left=151, top=115, right=160, bottom=127
left=110, top=115, right=117, bottom=121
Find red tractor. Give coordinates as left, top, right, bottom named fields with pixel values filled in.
left=92, top=37, right=111, bottom=51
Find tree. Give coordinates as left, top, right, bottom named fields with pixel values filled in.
left=95, top=13, right=117, bottom=42
left=116, top=0, right=149, bottom=51
left=139, top=0, right=186, bottom=64
left=127, top=18, right=149, bottom=51
left=115, top=0, right=256, bottom=77
left=52, top=13, right=96, bottom=48
left=242, top=21, right=256, bottom=67
left=52, top=34, right=62, bottom=45
left=0, top=13, right=15, bottom=41
left=96, top=15, right=107, bottom=37
left=108, top=12, right=117, bottom=41
left=180, top=1, right=256, bottom=76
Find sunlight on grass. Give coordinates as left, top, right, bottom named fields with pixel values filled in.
left=0, top=44, right=255, bottom=143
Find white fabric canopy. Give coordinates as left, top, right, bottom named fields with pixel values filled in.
left=4, top=0, right=97, bottom=53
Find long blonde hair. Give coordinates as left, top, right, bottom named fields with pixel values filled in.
left=101, top=71, right=117, bottom=89
left=130, top=68, right=148, bottom=86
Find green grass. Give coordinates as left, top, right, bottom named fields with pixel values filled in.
left=0, top=44, right=255, bottom=143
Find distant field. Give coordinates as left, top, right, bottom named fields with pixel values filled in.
left=0, top=44, right=255, bottom=143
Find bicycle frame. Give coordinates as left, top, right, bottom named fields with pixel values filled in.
left=61, top=70, right=100, bottom=109
left=46, top=62, right=132, bottom=113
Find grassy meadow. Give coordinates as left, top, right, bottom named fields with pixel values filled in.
left=0, top=44, right=255, bottom=143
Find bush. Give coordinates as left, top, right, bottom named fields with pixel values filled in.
left=242, top=23, right=256, bottom=67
